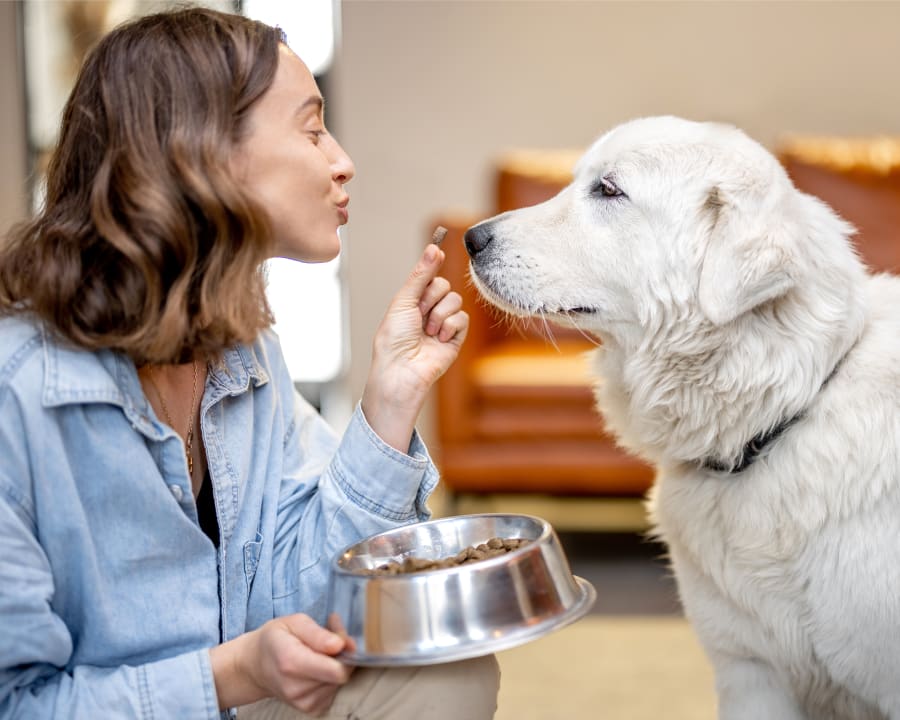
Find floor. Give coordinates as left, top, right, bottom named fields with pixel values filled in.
left=434, top=494, right=719, bottom=719
left=561, top=530, right=682, bottom=616
left=494, top=616, right=716, bottom=720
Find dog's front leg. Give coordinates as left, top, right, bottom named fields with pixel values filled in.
left=713, top=656, right=807, bottom=720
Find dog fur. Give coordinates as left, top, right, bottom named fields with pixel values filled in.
left=466, top=116, right=900, bottom=719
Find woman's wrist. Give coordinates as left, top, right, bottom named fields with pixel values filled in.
left=209, top=631, right=268, bottom=710
left=360, top=381, right=423, bottom=454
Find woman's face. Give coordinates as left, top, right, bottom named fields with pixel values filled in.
left=234, top=44, right=354, bottom=262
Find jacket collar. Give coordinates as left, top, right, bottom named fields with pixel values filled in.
left=207, top=342, right=270, bottom=395
left=42, top=329, right=134, bottom=410
left=42, top=327, right=269, bottom=411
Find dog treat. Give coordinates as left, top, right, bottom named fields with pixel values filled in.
left=361, top=537, right=530, bottom=576
left=430, top=225, right=448, bottom=247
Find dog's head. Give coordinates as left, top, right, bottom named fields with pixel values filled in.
left=466, top=116, right=866, bottom=465
left=466, top=115, right=856, bottom=346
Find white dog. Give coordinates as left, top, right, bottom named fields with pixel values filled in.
left=466, top=116, right=900, bottom=720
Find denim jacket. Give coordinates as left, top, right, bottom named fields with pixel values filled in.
left=0, top=315, right=439, bottom=718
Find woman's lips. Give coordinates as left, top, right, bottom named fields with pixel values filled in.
left=337, top=198, right=349, bottom=224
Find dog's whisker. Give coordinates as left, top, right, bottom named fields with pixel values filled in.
left=567, top=315, right=602, bottom=347
left=538, top=310, right=560, bottom=350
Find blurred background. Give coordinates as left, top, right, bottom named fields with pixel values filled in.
left=2, top=1, right=900, bottom=717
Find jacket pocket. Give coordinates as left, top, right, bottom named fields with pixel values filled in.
left=243, top=531, right=264, bottom=594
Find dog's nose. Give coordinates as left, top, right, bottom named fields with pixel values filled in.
left=464, top=224, right=493, bottom=258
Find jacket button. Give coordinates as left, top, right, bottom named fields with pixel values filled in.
left=169, top=484, right=184, bottom=502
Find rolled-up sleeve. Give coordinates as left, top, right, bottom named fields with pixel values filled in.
left=330, top=404, right=438, bottom=522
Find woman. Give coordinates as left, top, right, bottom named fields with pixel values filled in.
left=0, top=7, right=498, bottom=719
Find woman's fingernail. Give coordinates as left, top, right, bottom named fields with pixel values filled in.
left=424, top=245, right=438, bottom=263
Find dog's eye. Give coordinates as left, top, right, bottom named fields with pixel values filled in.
left=592, top=178, right=623, bottom=198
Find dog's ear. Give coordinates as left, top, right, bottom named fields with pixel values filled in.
left=697, top=186, right=797, bottom=326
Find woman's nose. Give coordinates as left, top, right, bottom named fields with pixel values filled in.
left=331, top=138, right=355, bottom=184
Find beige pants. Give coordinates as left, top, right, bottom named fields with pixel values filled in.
left=238, top=654, right=500, bottom=720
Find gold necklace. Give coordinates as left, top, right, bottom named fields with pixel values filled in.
left=146, top=360, right=200, bottom=476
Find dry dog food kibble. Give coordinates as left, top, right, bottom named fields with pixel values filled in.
left=430, top=225, right=448, bottom=246
left=363, top=537, right=530, bottom=575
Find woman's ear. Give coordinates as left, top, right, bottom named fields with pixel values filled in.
left=697, top=185, right=798, bottom=326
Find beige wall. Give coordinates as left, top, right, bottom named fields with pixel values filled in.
left=332, top=0, right=900, bottom=442
left=0, top=1, right=28, bottom=233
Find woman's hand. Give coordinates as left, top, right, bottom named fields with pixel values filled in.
left=209, top=614, right=353, bottom=715
left=361, top=243, right=469, bottom=452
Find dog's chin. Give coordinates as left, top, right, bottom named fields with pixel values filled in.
left=470, top=267, right=600, bottom=326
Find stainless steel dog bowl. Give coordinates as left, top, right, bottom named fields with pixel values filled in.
left=326, top=513, right=596, bottom=666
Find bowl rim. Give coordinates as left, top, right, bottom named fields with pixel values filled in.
left=331, top=512, right=554, bottom=578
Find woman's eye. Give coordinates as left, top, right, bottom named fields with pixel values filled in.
left=309, top=129, right=326, bottom=144
left=592, top=178, right=623, bottom=198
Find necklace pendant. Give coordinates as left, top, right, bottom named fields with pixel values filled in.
left=185, top=428, right=194, bottom=476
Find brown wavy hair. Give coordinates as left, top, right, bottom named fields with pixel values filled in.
left=0, top=7, right=286, bottom=364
